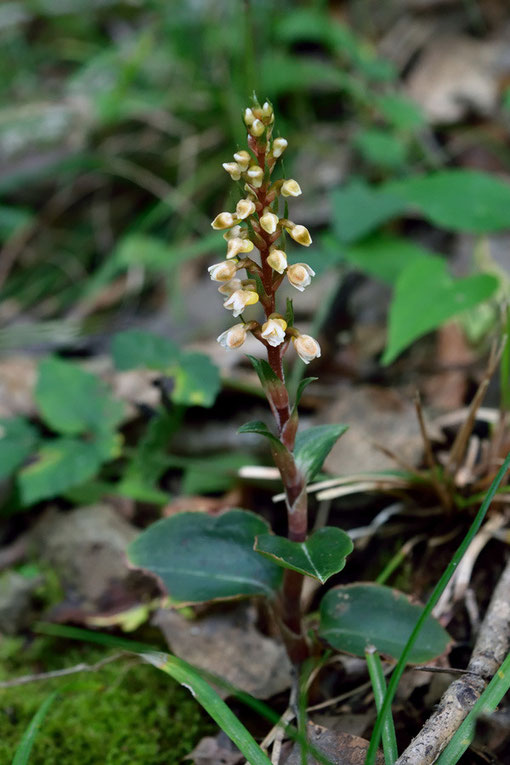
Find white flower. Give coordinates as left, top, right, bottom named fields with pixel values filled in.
left=236, top=198, right=256, bottom=219
left=222, top=162, right=242, bottom=181
left=208, top=261, right=237, bottom=282
left=281, top=179, right=302, bottom=197
left=261, top=318, right=287, bottom=347
left=250, top=119, right=265, bottom=138
left=293, top=334, right=321, bottom=364
left=267, top=249, right=287, bottom=274
left=211, top=212, right=237, bottom=230
left=287, top=263, right=315, bottom=292
left=217, top=324, right=247, bottom=350
left=233, top=150, right=251, bottom=171
left=260, top=209, right=279, bottom=234
left=287, top=223, right=312, bottom=246
left=224, top=289, right=259, bottom=318
left=226, top=237, right=254, bottom=259
left=246, top=165, right=264, bottom=188
left=272, top=138, right=288, bottom=158
left=218, top=278, right=244, bottom=296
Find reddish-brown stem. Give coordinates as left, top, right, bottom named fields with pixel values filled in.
left=248, top=129, right=309, bottom=663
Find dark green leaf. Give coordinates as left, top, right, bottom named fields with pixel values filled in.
left=375, top=94, right=425, bottom=130
left=35, top=357, right=124, bottom=436
left=285, top=298, right=294, bottom=327
left=382, top=257, right=499, bottom=364
left=354, top=128, right=407, bottom=170
left=0, top=417, right=38, bottom=480
left=255, top=527, right=353, bottom=583
left=238, top=420, right=283, bottom=449
left=247, top=355, right=281, bottom=388
left=18, top=438, right=103, bottom=505
left=12, top=692, right=58, bottom=765
left=295, top=377, right=318, bottom=407
left=172, top=352, right=221, bottom=408
left=319, top=583, right=451, bottom=663
left=182, top=452, right=256, bottom=495
left=111, top=330, right=179, bottom=371
left=331, top=180, right=405, bottom=243
left=386, top=170, right=510, bottom=233
left=294, top=424, right=348, bottom=481
left=128, top=509, right=283, bottom=602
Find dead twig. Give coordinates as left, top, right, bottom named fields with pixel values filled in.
left=0, top=652, right=130, bottom=689
left=396, top=554, right=510, bottom=765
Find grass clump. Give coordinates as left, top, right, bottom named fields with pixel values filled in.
left=0, top=636, right=214, bottom=764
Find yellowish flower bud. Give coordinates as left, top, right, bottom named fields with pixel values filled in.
left=272, top=137, right=288, bottom=158
left=260, top=209, right=279, bottom=235
left=246, top=165, right=264, bottom=188
left=218, top=278, right=243, bottom=296
left=222, top=162, right=242, bottom=181
left=287, top=223, right=312, bottom=246
left=261, top=318, right=287, bottom=347
left=226, top=236, right=254, bottom=259
left=261, top=101, right=274, bottom=120
left=244, top=107, right=255, bottom=126
left=211, top=212, right=237, bottom=230
left=293, top=334, right=321, bottom=364
left=250, top=119, right=265, bottom=138
left=267, top=248, right=287, bottom=274
left=217, top=324, right=247, bottom=350
left=281, top=179, right=302, bottom=197
left=224, top=289, right=259, bottom=318
left=236, top=198, right=256, bottom=219
left=208, top=260, right=238, bottom=282
left=233, top=150, right=251, bottom=171
left=223, top=225, right=248, bottom=241
left=287, top=263, right=315, bottom=292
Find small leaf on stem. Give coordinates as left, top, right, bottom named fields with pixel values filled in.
left=294, top=424, right=348, bottom=481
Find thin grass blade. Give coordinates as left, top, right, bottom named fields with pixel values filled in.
left=12, top=691, right=58, bottom=765
left=365, top=648, right=398, bottom=764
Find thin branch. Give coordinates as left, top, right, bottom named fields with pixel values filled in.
left=0, top=652, right=130, bottom=689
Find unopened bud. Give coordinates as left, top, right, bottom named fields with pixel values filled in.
left=208, top=260, right=238, bottom=282
left=217, top=324, right=247, bottom=350
left=260, top=209, right=279, bottom=235
left=218, top=278, right=243, bottom=296
left=222, top=162, right=242, bottom=181
left=226, top=237, right=254, bottom=259
left=287, top=263, right=315, bottom=292
left=246, top=165, right=264, bottom=188
left=244, top=108, right=255, bottom=126
left=261, top=101, right=274, bottom=120
left=224, top=289, right=260, bottom=318
left=236, top=198, right=256, bottom=219
left=287, top=223, right=312, bottom=246
left=211, top=212, right=237, bottom=230
left=272, top=137, right=288, bottom=158
left=250, top=119, right=265, bottom=138
left=293, top=334, right=321, bottom=364
left=223, top=225, right=248, bottom=241
left=233, top=150, right=251, bottom=171
left=281, top=179, right=302, bottom=197
left=261, top=317, right=287, bottom=347
left=267, top=249, right=287, bottom=274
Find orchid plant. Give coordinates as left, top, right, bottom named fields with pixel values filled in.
left=128, top=100, right=451, bottom=759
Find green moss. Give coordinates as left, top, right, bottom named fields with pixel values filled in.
left=0, top=636, right=214, bottom=764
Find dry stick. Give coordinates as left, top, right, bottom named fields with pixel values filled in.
left=396, top=554, right=510, bottom=765
left=0, top=653, right=129, bottom=688
left=414, top=393, right=452, bottom=510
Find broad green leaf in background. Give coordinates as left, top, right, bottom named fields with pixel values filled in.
left=0, top=417, right=38, bottom=480
left=255, top=527, right=353, bottom=584
left=374, top=93, right=425, bottom=131
left=35, top=357, right=124, bottom=436
left=114, top=233, right=223, bottom=271
left=386, top=170, right=510, bottom=232
left=0, top=204, right=33, bottom=240
left=112, top=329, right=179, bottom=371
left=319, top=583, right=451, bottom=663
left=182, top=452, right=257, bottom=495
left=18, top=438, right=103, bottom=505
left=331, top=180, right=405, bottom=243
left=294, top=424, right=348, bottom=481
left=354, top=128, right=407, bottom=169
left=128, top=509, right=283, bottom=602
left=344, top=233, right=434, bottom=285
left=171, top=352, right=221, bottom=408
left=12, top=691, right=58, bottom=765
left=382, top=257, right=499, bottom=364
